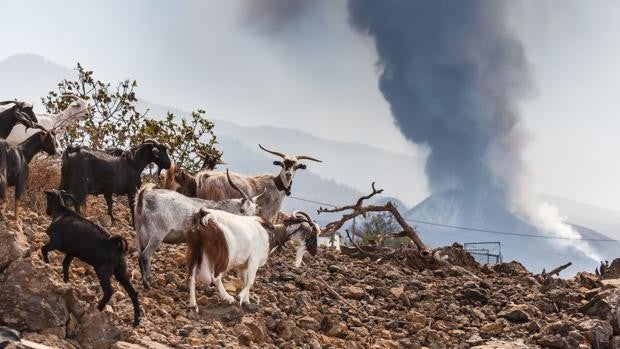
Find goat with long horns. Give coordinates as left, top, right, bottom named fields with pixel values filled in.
left=164, top=144, right=321, bottom=222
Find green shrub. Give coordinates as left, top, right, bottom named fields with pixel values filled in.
left=42, top=63, right=220, bottom=171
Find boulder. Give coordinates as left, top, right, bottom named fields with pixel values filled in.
left=498, top=304, right=537, bottom=323
left=0, top=259, right=80, bottom=331
left=0, top=228, right=29, bottom=271
left=578, top=319, right=613, bottom=344
left=580, top=288, right=620, bottom=332
left=341, top=286, right=365, bottom=300
left=575, top=272, right=603, bottom=289
left=75, top=310, right=121, bottom=349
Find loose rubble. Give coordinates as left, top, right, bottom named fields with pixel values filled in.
left=1, top=194, right=620, bottom=348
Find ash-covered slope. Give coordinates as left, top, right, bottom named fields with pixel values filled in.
left=1, top=196, right=619, bottom=348
left=407, top=190, right=619, bottom=275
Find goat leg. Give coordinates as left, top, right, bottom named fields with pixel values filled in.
left=214, top=274, right=235, bottom=304
left=237, top=262, right=258, bottom=306
left=62, top=255, right=74, bottom=282
left=95, top=266, right=114, bottom=311
left=114, top=263, right=141, bottom=327
left=13, top=199, right=20, bottom=223
left=41, top=244, right=52, bottom=263
left=128, top=193, right=136, bottom=227
left=104, top=193, right=115, bottom=225
left=188, top=265, right=199, bottom=317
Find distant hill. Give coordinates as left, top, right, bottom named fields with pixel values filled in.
left=407, top=190, right=619, bottom=275
left=0, top=54, right=428, bottom=208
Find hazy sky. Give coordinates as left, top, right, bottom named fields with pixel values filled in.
left=1, top=0, right=619, bottom=212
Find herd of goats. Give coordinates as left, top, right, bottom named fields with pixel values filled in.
left=0, top=96, right=328, bottom=327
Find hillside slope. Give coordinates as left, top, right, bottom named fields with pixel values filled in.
left=1, top=199, right=617, bottom=348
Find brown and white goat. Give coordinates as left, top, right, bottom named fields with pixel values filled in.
left=165, top=144, right=321, bottom=222
left=186, top=208, right=319, bottom=312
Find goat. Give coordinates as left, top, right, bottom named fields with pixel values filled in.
left=59, top=139, right=172, bottom=224
left=6, top=95, right=91, bottom=145
left=134, top=170, right=265, bottom=288
left=0, top=100, right=38, bottom=139
left=0, top=125, right=59, bottom=222
left=199, top=151, right=225, bottom=171
left=186, top=208, right=319, bottom=312
left=41, top=189, right=140, bottom=327
left=164, top=144, right=321, bottom=222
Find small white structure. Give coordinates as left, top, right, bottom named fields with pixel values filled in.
left=318, top=233, right=341, bottom=251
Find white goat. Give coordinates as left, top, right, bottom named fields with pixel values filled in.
left=134, top=171, right=265, bottom=288
left=6, top=95, right=91, bottom=145
left=186, top=208, right=319, bottom=312
left=164, top=144, right=321, bottom=222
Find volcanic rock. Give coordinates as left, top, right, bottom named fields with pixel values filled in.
left=0, top=258, right=79, bottom=331
left=75, top=310, right=121, bottom=349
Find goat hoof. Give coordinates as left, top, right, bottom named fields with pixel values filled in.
left=224, top=296, right=235, bottom=304
left=132, top=319, right=140, bottom=327
left=188, top=306, right=199, bottom=320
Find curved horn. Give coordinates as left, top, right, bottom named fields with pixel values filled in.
left=294, top=211, right=314, bottom=225
left=295, top=211, right=321, bottom=234
left=31, top=123, right=50, bottom=132
left=295, top=155, right=322, bottom=163
left=15, top=111, right=35, bottom=128
left=226, top=169, right=250, bottom=201
left=252, top=188, right=267, bottom=202
left=258, top=144, right=287, bottom=159
left=143, top=138, right=160, bottom=145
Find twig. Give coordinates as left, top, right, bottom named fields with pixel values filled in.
left=318, top=277, right=361, bottom=313
left=345, top=229, right=373, bottom=256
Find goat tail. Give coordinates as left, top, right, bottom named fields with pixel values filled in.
left=186, top=220, right=204, bottom=276
left=109, top=235, right=128, bottom=254
left=185, top=207, right=212, bottom=276
left=135, top=182, right=156, bottom=227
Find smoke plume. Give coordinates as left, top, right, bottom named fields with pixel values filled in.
left=346, top=0, right=600, bottom=260
left=243, top=0, right=311, bottom=33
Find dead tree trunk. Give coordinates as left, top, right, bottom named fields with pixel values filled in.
left=318, top=182, right=427, bottom=253
left=541, top=262, right=572, bottom=279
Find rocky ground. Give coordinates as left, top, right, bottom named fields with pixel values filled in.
left=2, top=197, right=620, bottom=349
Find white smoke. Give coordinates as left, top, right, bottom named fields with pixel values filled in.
left=486, top=127, right=601, bottom=263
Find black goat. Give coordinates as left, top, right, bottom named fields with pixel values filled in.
left=200, top=151, right=225, bottom=171
left=41, top=189, right=140, bottom=327
left=59, top=139, right=172, bottom=224
left=0, top=100, right=38, bottom=138
left=0, top=126, right=58, bottom=222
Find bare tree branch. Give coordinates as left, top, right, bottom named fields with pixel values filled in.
left=318, top=182, right=427, bottom=252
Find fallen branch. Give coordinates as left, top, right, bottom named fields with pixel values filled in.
left=318, top=182, right=426, bottom=252
left=541, top=262, right=572, bottom=279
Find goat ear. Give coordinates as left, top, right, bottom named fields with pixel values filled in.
left=295, top=163, right=307, bottom=170
left=273, top=160, right=283, bottom=167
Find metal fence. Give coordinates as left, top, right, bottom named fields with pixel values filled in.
left=463, top=241, right=503, bottom=265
